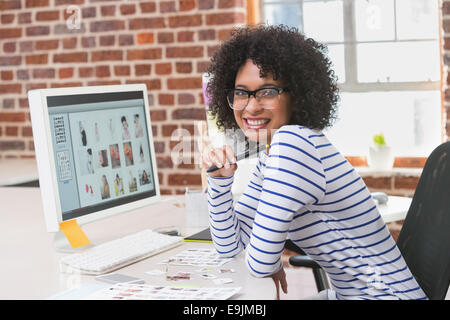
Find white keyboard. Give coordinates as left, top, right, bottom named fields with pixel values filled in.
left=60, top=229, right=184, bottom=275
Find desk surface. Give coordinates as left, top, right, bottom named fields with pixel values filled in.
left=0, top=187, right=411, bottom=300
left=377, top=196, right=411, bottom=223
left=0, top=187, right=276, bottom=300
left=0, top=158, right=38, bottom=186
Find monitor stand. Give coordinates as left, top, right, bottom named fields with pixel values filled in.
left=53, top=231, right=94, bottom=253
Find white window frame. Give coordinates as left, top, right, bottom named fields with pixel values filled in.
left=261, top=0, right=440, bottom=92
left=260, top=0, right=442, bottom=159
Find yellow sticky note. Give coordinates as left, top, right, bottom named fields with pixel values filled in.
left=59, top=219, right=91, bottom=249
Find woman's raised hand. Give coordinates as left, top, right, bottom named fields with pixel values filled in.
left=202, top=145, right=237, bottom=178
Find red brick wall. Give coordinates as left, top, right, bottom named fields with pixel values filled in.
left=0, top=0, right=446, bottom=196
left=361, top=173, right=420, bottom=197
left=0, top=0, right=245, bottom=194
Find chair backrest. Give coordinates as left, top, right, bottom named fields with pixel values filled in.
left=397, top=141, right=450, bottom=300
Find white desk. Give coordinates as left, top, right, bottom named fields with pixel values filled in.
left=0, top=187, right=411, bottom=300
left=232, top=192, right=411, bottom=224
left=0, top=158, right=38, bottom=186
left=0, top=187, right=276, bottom=300
left=377, top=196, right=412, bottom=223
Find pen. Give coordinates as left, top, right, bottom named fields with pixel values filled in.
left=206, top=144, right=269, bottom=173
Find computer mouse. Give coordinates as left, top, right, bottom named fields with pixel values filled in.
left=371, top=192, right=389, bottom=205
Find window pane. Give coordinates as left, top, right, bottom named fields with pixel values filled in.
left=324, top=91, right=442, bottom=157
left=326, top=44, right=345, bottom=83
left=303, top=0, right=344, bottom=43
left=357, top=41, right=440, bottom=83
left=263, top=3, right=302, bottom=30
left=355, top=0, right=395, bottom=42
left=396, top=0, right=439, bottom=40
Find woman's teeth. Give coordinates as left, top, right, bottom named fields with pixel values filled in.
left=246, top=119, right=269, bottom=125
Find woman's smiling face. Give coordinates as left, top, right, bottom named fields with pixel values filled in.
left=233, top=59, right=292, bottom=145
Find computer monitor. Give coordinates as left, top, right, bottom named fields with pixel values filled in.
left=28, top=84, right=160, bottom=251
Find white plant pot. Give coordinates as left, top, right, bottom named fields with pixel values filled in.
left=368, top=145, right=394, bottom=171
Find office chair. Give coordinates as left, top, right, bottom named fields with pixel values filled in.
left=288, top=141, right=450, bottom=299
left=395, top=141, right=450, bottom=300
left=285, top=240, right=330, bottom=291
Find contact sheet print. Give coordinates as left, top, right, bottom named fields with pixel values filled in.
left=158, top=248, right=234, bottom=267
left=88, top=282, right=241, bottom=300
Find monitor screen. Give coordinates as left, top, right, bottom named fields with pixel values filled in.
left=46, top=91, right=156, bottom=221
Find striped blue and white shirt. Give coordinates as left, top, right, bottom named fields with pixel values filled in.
left=207, top=125, right=427, bottom=300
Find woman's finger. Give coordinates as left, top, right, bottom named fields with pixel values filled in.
left=224, top=145, right=237, bottom=164
left=209, top=148, right=223, bottom=168
left=281, top=275, right=288, bottom=294
left=273, top=277, right=280, bottom=300
left=201, top=148, right=213, bottom=168
left=279, top=267, right=288, bottom=294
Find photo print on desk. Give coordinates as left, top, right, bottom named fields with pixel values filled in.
left=87, top=282, right=241, bottom=300
left=166, top=271, right=191, bottom=281
left=159, top=248, right=233, bottom=267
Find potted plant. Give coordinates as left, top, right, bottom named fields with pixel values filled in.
left=367, top=133, right=394, bottom=171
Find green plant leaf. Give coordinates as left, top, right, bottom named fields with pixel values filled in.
left=373, top=134, right=386, bottom=146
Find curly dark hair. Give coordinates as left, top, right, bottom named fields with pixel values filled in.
left=206, top=24, right=339, bottom=131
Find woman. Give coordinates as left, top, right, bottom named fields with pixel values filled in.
left=141, top=170, right=150, bottom=185
left=101, top=174, right=110, bottom=200
left=201, top=25, right=426, bottom=300
left=121, top=115, right=131, bottom=140
left=114, top=173, right=124, bottom=196
left=79, top=121, right=87, bottom=146
left=134, top=114, right=144, bottom=138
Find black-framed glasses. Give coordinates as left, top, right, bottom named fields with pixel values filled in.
left=226, top=87, right=289, bottom=110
